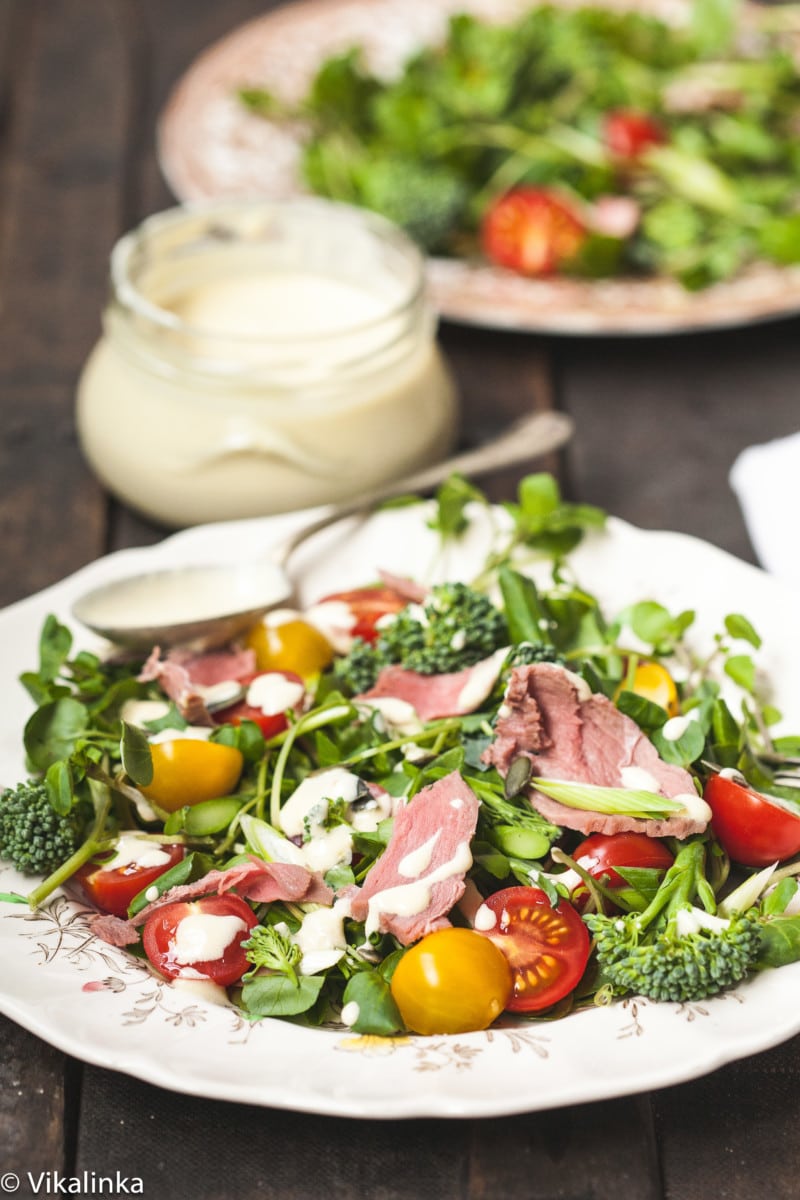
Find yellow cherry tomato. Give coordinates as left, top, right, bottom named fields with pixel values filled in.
left=245, top=616, right=334, bottom=679
left=140, top=740, right=244, bottom=813
left=617, top=660, right=679, bottom=717
left=390, top=927, right=513, bottom=1035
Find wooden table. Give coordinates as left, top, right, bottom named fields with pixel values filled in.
left=2, top=3, right=800, bottom=1197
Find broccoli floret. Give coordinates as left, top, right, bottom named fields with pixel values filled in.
left=506, top=642, right=566, bottom=669
left=585, top=839, right=762, bottom=1003
left=332, top=638, right=389, bottom=696
left=332, top=584, right=508, bottom=694
left=0, top=780, right=91, bottom=875
left=352, top=157, right=467, bottom=251
left=378, top=582, right=508, bottom=676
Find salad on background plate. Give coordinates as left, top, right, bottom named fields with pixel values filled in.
left=2, top=477, right=800, bottom=1118
left=158, top=0, right=800, bottom=333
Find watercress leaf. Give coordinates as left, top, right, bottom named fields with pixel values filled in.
left=711, top=698, right=741, bottom=750
left=38, top=614, right=73, bottom=684
left=626, top=601, right=675, bottom=646
left=757, top=914, right=800, bottom=970
left=651, top=719, right=706, bottom=767
left=475, top=849, right=512, bottom=879
left=724, top=654, right=756, bottom=693
left=761, top=878, right=799, bottom=918
left=613, top=866, right=667, bottom=905
left=325, top=863, right=355, bottom=891
left=724, top=613, right=761, bottom=649
left=24, top=698, right=89, bottom=770
left=18, top=671, right=70, bottom=706
left=213, top=719, right=266, bottom=761
left=773, top=735, right=800, bottom=757
left=615, top=690, right=668, bottom=732
left=45, top=759, right=74, bottom=816
left=429, top=473, right=485, bottom=539
left=517, top=473, right=560, bottom=524
left=120, top=721, right=153, bottom=787
left=498, top=566, right=548, bottom=645
left=241, top=973, right=325, bottom=1018
left=341, top=969, right=404, bottom=1035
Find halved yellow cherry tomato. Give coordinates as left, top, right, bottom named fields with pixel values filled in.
left=390, top=927, right=513, bottom=1035
left=140, top=740, right=244, bottom=813
left=617, top=661, right=679, bottom=717
left=245, top=616, right=334, bottom=679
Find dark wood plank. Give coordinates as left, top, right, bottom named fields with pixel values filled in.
left=74, top=1066, right=471, bottom=1200
left=554, top=318, right=800, bottom=561
left=442, top=323, right=563, bottom=502
left=467, top=1098, right=661, bottom=1200
left=0, top=0, right=133, bottom=604
left=654, top=1035, right=800, bottom=1200
left=0, top=1016, right=74, bottom=1180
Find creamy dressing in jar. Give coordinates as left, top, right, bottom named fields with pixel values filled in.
left=76, top=199, right=457, bottom=527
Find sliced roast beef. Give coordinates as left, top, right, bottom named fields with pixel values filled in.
left=359, top=648, right=507, bottom=722
left=483, top=663, right=707, bottom=838
left=347, top=770, right=479, bottom=944
left=90, top=857, right=332, bottom=948
left=138, top=645, right=256, bottom=724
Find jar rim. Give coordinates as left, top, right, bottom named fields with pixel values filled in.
left=109, top=196, right=427, bottom=348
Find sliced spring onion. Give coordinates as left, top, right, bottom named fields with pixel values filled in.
left=531, top=777, right=684, bottom=820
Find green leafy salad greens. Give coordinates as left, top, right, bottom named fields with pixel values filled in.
left=3, top=472, right=800, bottom=1036
left=240, top=0, right=800, bottom=289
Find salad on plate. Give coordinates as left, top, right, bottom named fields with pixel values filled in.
left=238, top=0, right=800, bottom=293
left=3, top=474, right=800, bottom=1041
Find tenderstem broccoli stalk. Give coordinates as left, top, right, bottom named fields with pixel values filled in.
left=585, top=839, right=762, bottom=1003
left=26, top=780, right=113, bottom=909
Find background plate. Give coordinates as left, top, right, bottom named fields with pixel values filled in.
left=2, top=506, right=800, bottom=1117
left=158, top=0, right=800, bottom=335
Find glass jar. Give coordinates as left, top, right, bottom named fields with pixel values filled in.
left=76, top=199, right=458, bottom=527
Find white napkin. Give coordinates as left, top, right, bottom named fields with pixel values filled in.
left=730, top=431, right=800, bottom=588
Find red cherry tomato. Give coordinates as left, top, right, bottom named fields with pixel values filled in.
left=213, top=670, right=305, bottom=738
left=142, top=895, right=259, bottom=986
left=317, top=587, right=409, bottom=645
left=704, top=774, right=800, bottom=867
left=604, top=110, right=666, bottom=160
left=77, top=843, right=185, bottom=918
left=571, top=831, right=674, bottom=903
left=481, top=188, right=587, bottom=277
left=477, top=886, right=590, bottom=1012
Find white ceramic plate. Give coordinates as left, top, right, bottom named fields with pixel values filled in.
left=2, top=506, right=800, bottom=1118
left=157, top=0, right=800, bottom=335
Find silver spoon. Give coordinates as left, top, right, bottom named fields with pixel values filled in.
left=71, top=409, right=573, bottom=652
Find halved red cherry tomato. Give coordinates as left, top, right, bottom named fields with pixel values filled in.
left=77, top=842, right=185, bottom=918
left=570, top=832, right=674, bottom=911
left=604, top=110, right=666, bottom=160
left=390, top=927, right=513, bottom=1034
left=481, top=187, right=587, bottom=277
left=213, top=670, right=305, bottom=738
left=704, top=773, right=800, bottom=867
left=317, top=586, right=409, bottom=645
left=477, top=886, right=590, bottom=1012
left=142, top=894, right=258, bottom=986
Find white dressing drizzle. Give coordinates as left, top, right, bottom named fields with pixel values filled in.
left=365, top=839, right=473, bottom=938
left=397, top=832, right=440, bottom=879
left=246, top=673, right=305, bottom=716
left=104, top=835, right=171, bottom=871
left=620, top=766, right=660, bottom=793
left=171, top=913, right=247, bottom=965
